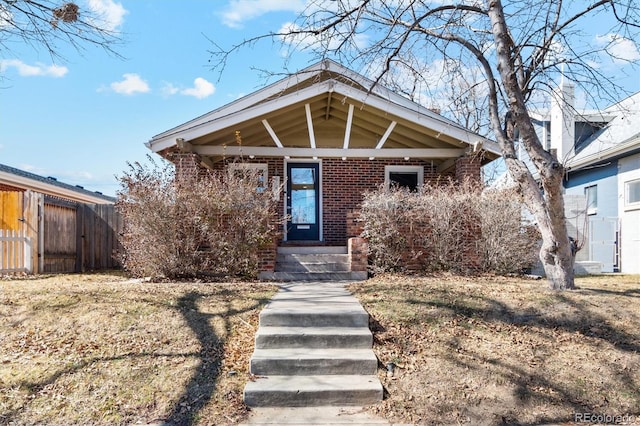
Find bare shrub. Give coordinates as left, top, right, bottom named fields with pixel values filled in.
left=116, top=157, right=280, bottom=280
left=478, top=188, right=540, bottom=274
left=361, top=180, right=539, bottom=275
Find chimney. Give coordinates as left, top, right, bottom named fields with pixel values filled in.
left=550, top=79, right=575, bottom=163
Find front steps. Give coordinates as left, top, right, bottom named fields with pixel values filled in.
left=244, top=283, right=383, bottom=407
left=259, top=246, right=368, bottom=282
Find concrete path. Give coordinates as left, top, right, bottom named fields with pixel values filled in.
left=243, top=281, right=388, bottom=425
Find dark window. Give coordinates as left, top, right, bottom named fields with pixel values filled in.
left=389, top=172, right=419, bottom=191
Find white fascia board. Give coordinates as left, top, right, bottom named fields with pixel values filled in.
left=148, top=78, right=496, bottom=154
left=193, top=145, right=464, bottom=158
left=567, top=135, right=640, bottom=171
left=150, top=62, right=333, bottom=143
left=0, top=172, right=114, bottom=204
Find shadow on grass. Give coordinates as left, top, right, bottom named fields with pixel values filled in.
left=1, top=288, right=272, bottom=426
left=354, top=280, right=640, bottom=424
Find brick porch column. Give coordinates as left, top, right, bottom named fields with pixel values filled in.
left=455, top=154, right=482, bottom=184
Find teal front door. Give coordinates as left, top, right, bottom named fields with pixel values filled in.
left=286, top=163, right=320, bottom=241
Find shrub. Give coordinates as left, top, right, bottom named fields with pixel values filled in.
left=360, top=180, right=539, bottom=275
left=115, top=157, right=280, bottom=280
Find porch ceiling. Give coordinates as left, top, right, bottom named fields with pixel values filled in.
left=189, top=92, right=464, bottom=151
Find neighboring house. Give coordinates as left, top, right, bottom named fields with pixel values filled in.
left=146, top=59, right=501, bottom=278
left=0, top=163, right=115, bottom=205
left=529, top=83, right=640, bottom=274
left=0, top=163, right=120, bottom=274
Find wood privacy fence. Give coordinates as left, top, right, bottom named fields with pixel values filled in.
left=0, top=230, right=32, bottom=274
left=0, top=190, right=122, bottom=274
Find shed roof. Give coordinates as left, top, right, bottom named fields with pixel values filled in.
left=147, top=60, right=500, bottom=172
left=0, top=163, right=115, bottom=204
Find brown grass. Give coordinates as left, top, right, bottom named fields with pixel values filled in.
left=348, top=274, right=640, bottom=426
left=0, top=272, right=277, bottom=426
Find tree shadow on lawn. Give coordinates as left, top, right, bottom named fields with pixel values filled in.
left=398, top=289, right=640, bottom=424
left=2, top=289, right=271, bottom=426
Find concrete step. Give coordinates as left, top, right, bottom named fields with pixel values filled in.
left=255, top=326, right=373, bottom=349
left=259, top=271, right=367, bottom=282
left=278, top=246, right=348, bottom=255
left=244, top=375, right=383, bottom=407
left=259, top=306, right=369, bottom=328
left=250, top=348, right=378, bottom=376
left=275, top=261, right=351, bottom=273
left=277, top=253, right=350, bottom=263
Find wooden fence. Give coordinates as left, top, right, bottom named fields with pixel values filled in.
left=0, top=190, right=122, bottom=274
left=0, top=230, right=32, bottom=274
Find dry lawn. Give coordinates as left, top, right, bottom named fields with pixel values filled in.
left=0, top=272, right=277, bottom=426
left=348, top=274, right=640, bottom=425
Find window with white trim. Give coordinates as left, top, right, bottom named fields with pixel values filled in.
left=228, top=163, right=268, bottom=192
left=625, top=179, right=640, bottom=208
left=385, top=165, right=424, bottom=192
left=585, top=185, right=597, bottom=215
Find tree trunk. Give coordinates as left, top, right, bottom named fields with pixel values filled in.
left=487, top=0, right=575, bottom=289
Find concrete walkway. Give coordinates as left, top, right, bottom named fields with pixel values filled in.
left=242, top=281, right=388, bottom=425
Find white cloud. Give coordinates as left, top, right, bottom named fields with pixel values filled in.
left=161, top=81, right=180, bottom=97
left=181, top=77, right=215, bottom=99
left=0, top=59, right=68, bottom=77
left=110, top=73, right=150, bottom=95
left=87, top=0, right=127, bottom=31
left=277, top=21, right=369, bottom=53
left=595, top=33, right=640, bottom=63
left=221, top=0, right=304, bottom=29
left=0, top=5, right=13, bottom=28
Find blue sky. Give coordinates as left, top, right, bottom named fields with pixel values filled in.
left=1, top=0, right=638, bottom=197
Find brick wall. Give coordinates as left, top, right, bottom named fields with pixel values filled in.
left=171, top=154, right=483, bottom=272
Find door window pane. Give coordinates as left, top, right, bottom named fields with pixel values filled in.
left=290, top=167, right=316, bottom=224
left=292, top=190, right=316, bottom=223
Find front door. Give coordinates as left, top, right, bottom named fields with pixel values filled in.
left=286, top=163, right=320, bottom=241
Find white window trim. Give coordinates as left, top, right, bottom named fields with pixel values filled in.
left=625, top=178, right=640, bottom=211
left=585, top=184, right=597, bottom=216
left=228, top=163, right=269, bottom=191
left=385, top=165, right=424, bottom=189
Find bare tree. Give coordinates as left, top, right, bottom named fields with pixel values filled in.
left=0, top=0, right=122, bottom=62
left=210, top=0, right=640, bottom=290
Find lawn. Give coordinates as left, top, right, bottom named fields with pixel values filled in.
left=0, top=272, right=277, bottom=426
left=2, top=272, right=639, bottom=426
left=348, top=274, right=640, bottom=425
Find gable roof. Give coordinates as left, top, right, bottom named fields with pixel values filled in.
left=567, top=92, right=640, bottom=171
left=147, top=60, right=500, bottom=171
left=0, top=163, right=115, bottom=204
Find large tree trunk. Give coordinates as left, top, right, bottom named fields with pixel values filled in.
left=488, top=0, right=575, bottom=289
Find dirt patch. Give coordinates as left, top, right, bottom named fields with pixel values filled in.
left=349, top=274, right=640, bottom=425
left=0, top=272, right=277, bottom=425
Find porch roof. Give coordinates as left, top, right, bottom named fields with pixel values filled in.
left=147, top=60, right=500, bottom=171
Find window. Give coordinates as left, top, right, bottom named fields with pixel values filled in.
left=585, top=185, right=597, bottom=215
left=385, top=165, right=424, bottom=191
left=626, top=179, right=640, bottom=208
left=228, top=163, right=268, bottom=192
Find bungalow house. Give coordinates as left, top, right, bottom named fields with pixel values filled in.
left=146, top=59, right=501, bottom=279
left=529, top=83, right=640, bottom=274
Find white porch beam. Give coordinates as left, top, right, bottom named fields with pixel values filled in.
left=305, top=103, right=316, bottom=149
left=375, top=121, right=397, bottom=149
left=343, top=103, right=354, bottom=149
left=194, top=145, right=464, bottom=159
left=261, top=119, right=284, bottom=148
